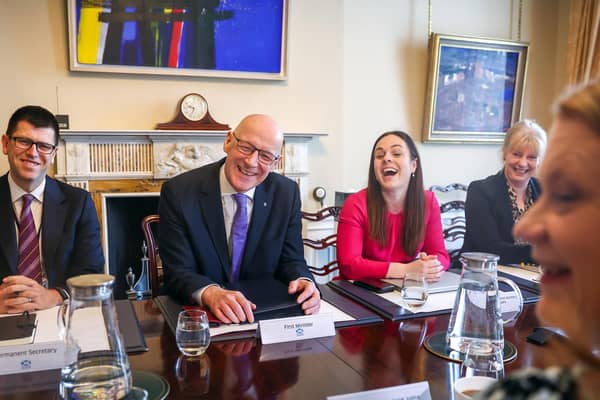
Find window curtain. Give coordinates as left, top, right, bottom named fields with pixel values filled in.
left=567, top=0, right=600, bottom=84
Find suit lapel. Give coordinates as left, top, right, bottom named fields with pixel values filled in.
left=496, top=171, right=514, bottom=225
left=41, top=177, right=66, bottom=279
left=0, top=175, right=18, bottom=273
left=241, top=180, right=270, bottom=278
left=198, top=163, right=230, bottom=278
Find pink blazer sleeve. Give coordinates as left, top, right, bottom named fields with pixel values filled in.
left=336, top=191, right=391, bottom=280
left=422, top=191, right=450, bottom=270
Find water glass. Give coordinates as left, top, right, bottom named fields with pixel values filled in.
left=400, top=272, right=428, bottom=307
left=461, top=345, right=504, bottom=380
left=176, top=310, right=211, bottom=357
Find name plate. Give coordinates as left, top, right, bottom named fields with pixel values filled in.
left=259, top=313, right=335, bottom=345
left=500, top=291, right=521, bottom=314
left=327, top=381, right=431, bottom=400
left=0, top=340, right=66, bottom=375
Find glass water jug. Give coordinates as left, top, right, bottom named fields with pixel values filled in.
left=58, top=274, right=132, bottom=399
left=446, top=253, right=523, bottom=354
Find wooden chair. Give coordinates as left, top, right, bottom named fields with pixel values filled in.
left=429, top=184, right=467, bottom=266
left=141, top=214, right=162, bottom=297
left=301, top=206, right=341, bottom=280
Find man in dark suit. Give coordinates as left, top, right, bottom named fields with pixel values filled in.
left=159, top=114, right=320, bottom=324
left=0, top=106, right=104, bottom=313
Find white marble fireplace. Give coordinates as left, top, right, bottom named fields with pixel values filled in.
left=55, top=129, right=330, bottom=294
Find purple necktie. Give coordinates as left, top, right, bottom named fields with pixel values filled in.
left=17, top=194, right=43, bottom=284
left=231, top=193, right=248, bottom=282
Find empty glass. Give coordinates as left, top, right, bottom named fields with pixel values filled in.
left=176, top=310, right=211, bottom=357
left=461, top=344, right=504, bottom=380
left=400, top=272, right=429, bottom=307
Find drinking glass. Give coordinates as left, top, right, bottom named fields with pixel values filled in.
left=461, top=345, right=504, bottom=380
left=400, top=272, right=429, bottom=307
left=176, top=310, right=211, bottom=357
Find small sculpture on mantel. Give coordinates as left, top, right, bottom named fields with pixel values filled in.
left=125, top=241, right=152, bottom=300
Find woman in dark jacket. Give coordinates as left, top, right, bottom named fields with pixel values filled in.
left=461, top=120, right=547, bottom=265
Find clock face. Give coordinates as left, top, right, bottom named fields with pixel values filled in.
left=180, top=94, right=208, bottom=121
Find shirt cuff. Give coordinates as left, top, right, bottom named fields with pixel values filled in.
left=191, top=284, right=220, bottom=307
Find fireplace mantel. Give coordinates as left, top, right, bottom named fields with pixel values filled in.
left=56, top=129, right=327, bottom=196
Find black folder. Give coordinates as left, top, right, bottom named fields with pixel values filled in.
left=225, top=278, right=304, bottom=320
left=115, top=299, right=148, bottom=353
left=0, top=313, right=37, bottom=347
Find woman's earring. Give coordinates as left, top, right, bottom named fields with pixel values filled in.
left=411, top=172, right=415, bottom=179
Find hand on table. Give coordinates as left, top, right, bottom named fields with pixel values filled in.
left=288, top=279, right=320, bottom=314
left=202, top=286, right=256, bottom=324
left=0, top=275, right=62, bottom=314
left=387, top=252, right=444, bottom=282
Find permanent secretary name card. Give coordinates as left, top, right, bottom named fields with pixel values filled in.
left=259, top=313, right=335, bottom=345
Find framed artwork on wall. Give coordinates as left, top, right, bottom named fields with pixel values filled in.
left=423, top=33, right=529, bottom=143
left=67, top=0, right=288, bottom=80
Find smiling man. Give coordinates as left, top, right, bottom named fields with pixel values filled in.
left=0, top=106, right=104, bottom=313
left=158, top=114, right=320, bottom=324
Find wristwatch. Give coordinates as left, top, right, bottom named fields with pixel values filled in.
left=55, top=286, right=70, bottom=301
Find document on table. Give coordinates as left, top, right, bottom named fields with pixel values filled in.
left=33, top=306, right=109, bottom=351
left=498, top=265, right=541, bottom=283
left=210, top=299, right=354, bottom=337
left=377, top=290, right=456, bottom=314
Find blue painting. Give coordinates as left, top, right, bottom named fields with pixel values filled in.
left=69, top=0, right=287, bottom=79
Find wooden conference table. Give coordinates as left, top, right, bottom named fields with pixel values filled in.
left=2, top=297, right=550, bottom=400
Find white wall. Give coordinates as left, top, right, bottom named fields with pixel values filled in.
left=0, top=0, right=567, bottom=210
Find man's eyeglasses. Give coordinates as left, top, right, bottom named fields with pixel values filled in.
left=232, top=131, right=280, bottom=165
left=10, top=136, right=57, bottom=155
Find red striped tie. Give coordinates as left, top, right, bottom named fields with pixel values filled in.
left=17, top=194, right=42, bottom=284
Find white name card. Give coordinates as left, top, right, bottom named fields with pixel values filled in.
left=327, top=381, right=431, bottom=400
left=259, top=313, right=335, bottom=345
left=0, top=341, right=66, bottom=375
left=499, top=291, right=521, bottom=314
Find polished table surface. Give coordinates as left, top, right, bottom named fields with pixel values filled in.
left=1, top=300, right=548, bottom=399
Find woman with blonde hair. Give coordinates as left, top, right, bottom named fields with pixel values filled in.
left=461, top=119, right=547, bottom=264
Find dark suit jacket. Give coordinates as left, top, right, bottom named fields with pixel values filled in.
left=158, top=159, right=314, bottom=304
left=461, top=170, right=541, bottom=265
left=0, top=174, right=105, bottom=289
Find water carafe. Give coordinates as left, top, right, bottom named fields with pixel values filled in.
left=446, top=253, right=523, bottom=354
left=58, top=274, right=132, bottom=399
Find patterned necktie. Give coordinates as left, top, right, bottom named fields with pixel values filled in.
left=17, top=194, right=43, bottom=284
left=231, top=193, right=248, bottom=282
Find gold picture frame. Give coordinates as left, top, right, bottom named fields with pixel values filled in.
left=423, top=33, right=529, bottom=143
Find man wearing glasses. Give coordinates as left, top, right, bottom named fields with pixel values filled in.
left=159, top=114, right=320, bottom=324
left=0, top=106, right=104, bottom=313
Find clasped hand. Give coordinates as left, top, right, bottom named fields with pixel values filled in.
left=388, top=252, right=444, bottom=282
left=0, top=275, right=62, bottom=314
left=202, top=279, right=321, bottom=324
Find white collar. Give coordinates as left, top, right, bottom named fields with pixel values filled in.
left=7, top=173, right=45, bottom=203
left=219, top=164, right=256, bottom=199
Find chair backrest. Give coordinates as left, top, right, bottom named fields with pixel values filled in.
left=301, top=206, right=341, bottom=281
left=141, top=214, right=161, bottom=297
left=429, top=184, right=467, bottom=265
